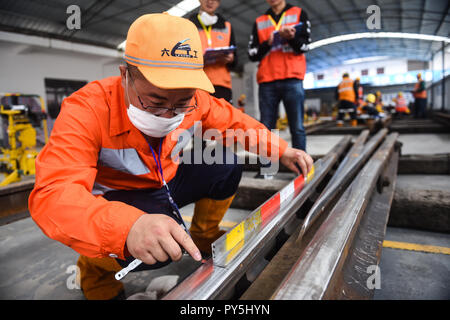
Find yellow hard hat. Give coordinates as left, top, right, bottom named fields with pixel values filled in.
left=398, top=92, right=403, bottom=97
left=366, top=93, right=376, bottom=103
left=417, top=73, right=422, bottom=79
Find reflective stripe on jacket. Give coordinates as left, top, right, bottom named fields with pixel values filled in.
left=395, top=97, right=408, bottom=112
left=28, top=76, right=288, bottom=260
left=255, top=6, right=306, bottom=84
left=338, top=78, right=356, bottom=103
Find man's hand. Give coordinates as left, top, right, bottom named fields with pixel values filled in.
left=218, top=53, right=234, bottom=65
left=126, top=214, right=202, bottom=265
left=280, top=147, right=313, bottom=178
left=279, top=25, right=296, bottom=40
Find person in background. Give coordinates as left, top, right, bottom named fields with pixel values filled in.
left=248, top=0, right=311, bottom=150
left=355, top=77, right=363, bottom=108
left=362, top=93, right=380, bottom=118
left=248, top=0, right=311, bottom=178
left=413, top=73, right=427, bottom=118
left=335, top=73, right=358, bottom=127
left=393, top=92, right=410, bottom=117
left=375, top=91, right=384, bottom=114
left=189, top=0, right=237, bottom=103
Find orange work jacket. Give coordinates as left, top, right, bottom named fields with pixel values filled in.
left=255, top=6, right=306, bottom=84
left=338, top=78, right=356, bottom=103
left=28, top=76, right=288, bottom=260
left=414, top=81, right=427, bottom=99
left=198, top=19, right=233, bottom=89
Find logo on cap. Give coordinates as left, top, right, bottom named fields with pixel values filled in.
left=161, top=38, right=198, bottom=59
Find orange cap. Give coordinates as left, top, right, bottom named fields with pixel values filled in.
left=124, top=13, right=214, bottom=93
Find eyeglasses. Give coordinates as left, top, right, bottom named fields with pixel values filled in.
left=127, top=69, right=197, bottom=116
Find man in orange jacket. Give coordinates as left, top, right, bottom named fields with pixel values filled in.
left=335, top=73, right=358, bottom=127
left=28, top=13, right=313, bottom=300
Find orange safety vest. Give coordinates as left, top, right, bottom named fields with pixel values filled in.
left=255, top=6, right=306, bottom=84
left=197, top=19, right=233, bottom=89
left=338, top=78, right=356, bottom=103
left=395, top=97, right=408, bottom=113
left=28, top=76, right=287, bottom=260
left=414, top=80, right=427, bottom=99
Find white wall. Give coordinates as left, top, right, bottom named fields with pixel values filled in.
left=313, top=58, right=408, bottom=81
left=0, top=40, right=122, bottom=102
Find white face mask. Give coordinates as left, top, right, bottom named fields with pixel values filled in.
left=199, top=11, right=218, bottom=26
left=127, top=104, right=185, bottom=138
left=125, top=72, right=185, bottom=138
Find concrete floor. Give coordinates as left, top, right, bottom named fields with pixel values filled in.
left=374, top=227, right=450, bottom=300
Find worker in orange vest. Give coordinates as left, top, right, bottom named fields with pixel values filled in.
left=335, top=73, right=358, bottom=127
left=248, top=0, right=311, bottom=179
left=28, top=13, right=313, bottom=300
left=394, top=92, right=410, bottom=116
left=189, top=0, right=237, bottom=103
left=413, top=73, right=427, bottom=118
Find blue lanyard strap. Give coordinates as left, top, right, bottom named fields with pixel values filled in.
left=148, top=139, right=189, bottom=235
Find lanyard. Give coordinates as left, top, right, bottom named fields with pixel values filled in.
left=267, top=11, right=286, bottom=31
left=148, top=139, right=189, bottom=235
left=197, top=14, right=213, bottom=47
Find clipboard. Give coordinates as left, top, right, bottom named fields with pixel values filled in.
left=272, top=22, right=303, bottom=47
left=203, top=45, right=236, bottom=64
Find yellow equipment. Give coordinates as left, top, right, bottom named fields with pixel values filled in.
left=0, top=93, right=48, bottom=186
left=276, top=115, right=288, bottom=130
left=366, top=93, right=376, bottom=104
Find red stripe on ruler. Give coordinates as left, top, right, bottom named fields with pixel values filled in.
left=294, top=174, right=305, bottom=196
left=261, top=193, right=280, bottom=222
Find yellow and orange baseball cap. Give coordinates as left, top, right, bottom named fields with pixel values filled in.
left=124, top=13, right=214, bottom=93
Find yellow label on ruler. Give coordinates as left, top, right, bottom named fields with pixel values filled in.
left=306, top=164, right=315, bottom=182
left=225, top=221, right=245, bottom=251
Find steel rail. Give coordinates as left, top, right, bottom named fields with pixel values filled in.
left=296, top=129, right=388, bottom=243
left=163, top=137, right=351, bottom=300
left=273, top=133, right=398, bottom=300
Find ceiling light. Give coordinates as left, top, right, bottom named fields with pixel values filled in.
left=166, top=0, right=200, bottom=17
left=310, top=32, right=450, bottom=50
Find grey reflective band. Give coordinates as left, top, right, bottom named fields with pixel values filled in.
left=98, top=147, right=150, bottom=176
left=284, top=14, right=298, bottom=24
left=257, top=20, right=272, bottom=31
left=92, top=182, right=117, bottom=195
left=124, top=54, right=203, bottom=69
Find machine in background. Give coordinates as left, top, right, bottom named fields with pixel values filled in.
left=0, top=93, right=49, bottom=186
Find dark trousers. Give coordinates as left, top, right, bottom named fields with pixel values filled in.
left=258, top=78, right=306, bottom=151
left=337, top=100, right=357, bottom=121
left=414, top=98, right=427, bottom=118
left=103, top=147, right=243, bottom=271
